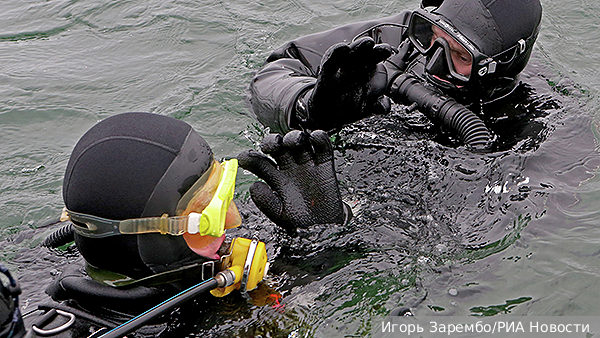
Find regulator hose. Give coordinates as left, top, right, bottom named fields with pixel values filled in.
left=95, top=269, right=238, bottom=338
left=41, top=223, right=74, bottom=248
left=95, top=278, right=220, bottom=338
left=390, top=73, right=492, bottom=149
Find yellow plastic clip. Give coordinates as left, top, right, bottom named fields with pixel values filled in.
left=198, top=159, right=238, bottom=238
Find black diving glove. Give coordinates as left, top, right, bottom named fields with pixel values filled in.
left=295, top=37, right=393, bottom=131
left=384, top=38, right=415, bottom=86
left=237, top=130, right=351, bottom=235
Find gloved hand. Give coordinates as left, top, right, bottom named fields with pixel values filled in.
left=295, top=37, right=393, bottom=131
left=237, top=130, right=351, bottom=235
left=384, top=38, right=416, bottom=86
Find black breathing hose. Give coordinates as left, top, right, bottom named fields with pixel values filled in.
left=390, top=73, right=492, bottom=149
left=41, top=223, right=75, bottom=248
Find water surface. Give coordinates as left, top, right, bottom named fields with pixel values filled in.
left=1, top=0, right=599, bottom=337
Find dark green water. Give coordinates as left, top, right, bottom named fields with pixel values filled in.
left=1, top=0, right=599, bottom=337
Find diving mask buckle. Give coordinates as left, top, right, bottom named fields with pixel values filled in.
left=187, top=212, right=201, bottom=234
left=518, top=39, right=526, bottom=54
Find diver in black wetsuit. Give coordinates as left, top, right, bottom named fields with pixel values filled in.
left=1, top=265, right=25, bottom=338
left=249, top=0, right=543, bottom=148
left=23, top=112, right=349, bottom=337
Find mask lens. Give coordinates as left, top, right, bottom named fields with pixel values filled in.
left=410, top=12, right=474, bottom=84
left=176, top=160, right=221, bottom=216
left=179, top=159, right=241, bottom=231
left=409, top=14, right=436, bottom=53
left=425, top=41, right=455, bottom=81
left=428, top=37, right=471, bottom=83
left=181, top=159, right=241, bottom=259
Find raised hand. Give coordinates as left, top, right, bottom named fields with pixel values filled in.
left=237, top=130, right=350, bottom=235
left=295, top=37, right=393, bottom=131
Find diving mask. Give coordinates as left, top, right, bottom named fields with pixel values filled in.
left=408, top=10, right=527, bottom=87
left=61, top=159, right=241, bottom=239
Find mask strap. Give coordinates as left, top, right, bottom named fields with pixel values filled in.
left=62, top=159, right=239, bottom=239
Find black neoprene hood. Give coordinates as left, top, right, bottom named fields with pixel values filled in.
left=63, top=112, right=213, bottom=220
left=62, top=112, right=215, bottom=279
left=409, top=0, right=542, bottom=103
left=434, top=0, right=542, bottom=77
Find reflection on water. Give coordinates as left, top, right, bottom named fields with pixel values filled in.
left=1, top=0, right=600, bottom=337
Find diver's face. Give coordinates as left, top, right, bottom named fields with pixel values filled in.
left=431, top=25, right=473, bottom=77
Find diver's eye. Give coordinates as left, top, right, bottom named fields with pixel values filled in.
left=459, top=54, right=472, bottom=64
left=451, top=50, right=472, bottom=67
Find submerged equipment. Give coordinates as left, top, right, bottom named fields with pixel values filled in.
left=41, top=222, right=74, bottom=249
left=92, top=237, right=269, bottom=338
left=0, top=265, right=25, bottom=338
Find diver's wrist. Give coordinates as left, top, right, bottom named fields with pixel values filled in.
left=294, top=88, right=313, bottom=126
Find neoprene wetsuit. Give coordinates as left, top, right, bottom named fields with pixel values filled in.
left=249, top=12, right=411, bottom=134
